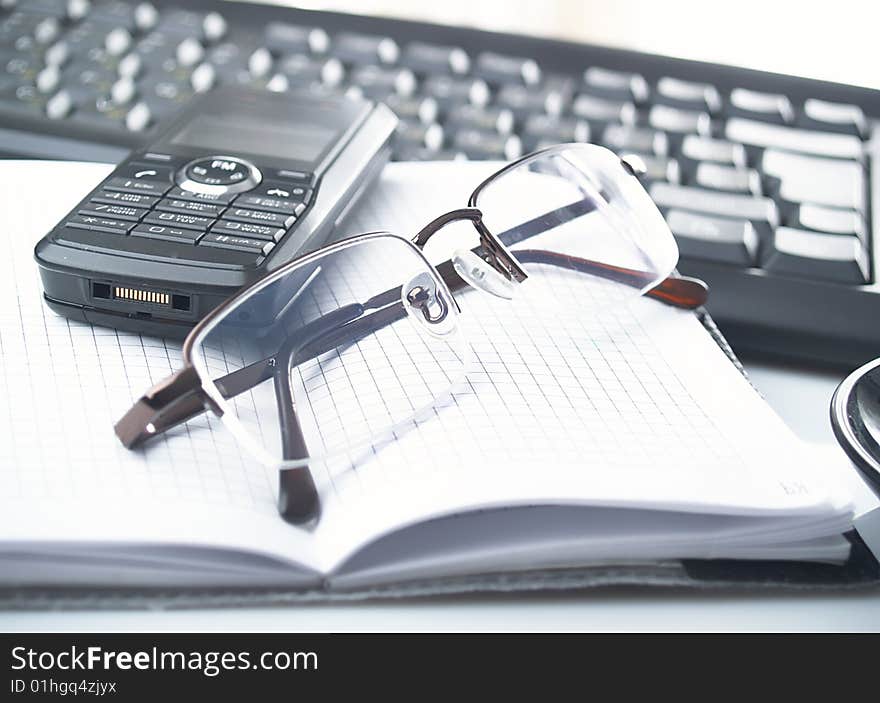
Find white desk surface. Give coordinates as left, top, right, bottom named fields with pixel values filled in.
left=2, top=357, right=879, bottom=632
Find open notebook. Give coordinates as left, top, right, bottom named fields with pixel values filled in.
left=0, top=160, right=865, bottom=598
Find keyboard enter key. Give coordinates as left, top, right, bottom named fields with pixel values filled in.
left=762, top=227, right=869, bottom=284
left=762, top=149, right=865, bottom=211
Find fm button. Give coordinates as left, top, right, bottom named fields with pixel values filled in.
left=177, top=156, right=262, bottom=196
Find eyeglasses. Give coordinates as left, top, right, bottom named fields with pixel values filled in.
left=115, top=143, right=708, bottom=524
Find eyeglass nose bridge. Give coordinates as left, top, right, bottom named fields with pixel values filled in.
left=412, top=207, right=528, bottom=288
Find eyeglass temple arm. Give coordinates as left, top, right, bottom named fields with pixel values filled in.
left=510, top=249, right=708, bottom=309
left=115, top=305, right=364, bottom=449
left=415, top=198, right=708, bottom=308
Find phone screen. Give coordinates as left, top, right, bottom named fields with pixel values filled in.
left=169, top=114, right=339, bottom=164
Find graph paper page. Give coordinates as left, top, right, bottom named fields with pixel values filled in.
left=309, top=162, right=852, bottom=570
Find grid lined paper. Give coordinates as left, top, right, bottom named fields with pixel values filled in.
left=0, top=162, right=847, bottom=570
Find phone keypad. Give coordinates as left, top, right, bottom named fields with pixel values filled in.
left=60, top=161, right=316, bottom=263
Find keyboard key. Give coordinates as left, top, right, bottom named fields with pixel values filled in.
left=142, top=210, right=213, bottom=231
left=264, top=21, right=329, bottom=55
left=223, top=206, right=294, bottom=228
left=632, top=154, right=680, bottom=184
left=446, top=104, right=514, bottom=135
left=798, top=98, right=868, bottom=138
left=104, top=175, right=170, bottom=196
left=571, top=93, right=635, bottom=125
left=521, top=114, right=589, bottom=151
left=78, top=201, right=148, bottom=221
left=175, top=37, right=204, bottom=68
left=495, top=81, right=570, bottom=119
left=33, top=16, right=60, bottom=45
left=794, top=203, right=865, bottom=239
left=63, top=214, right=133, bottom=235
left=451, top=129, right=521, bottom=160
left=762, top=227, right=869, bottom=284
left=383, top=93, right=438, bottom=124
left=474, top=51, right=541, bottom=86
left=400, top=41, right=469, bottom=75
left=133, top=2, right=158, bottom=32
left=332, top=32, right=399, bottom=65
left=247, top=46, right=272, bottom=78
left=648, top=104, right=711, bottom=135
left=201, top=12, right=227, bottom=43
left=110, top=76, right=136, bottom=105
left=274, top=54, right=341, bottom=88
left=394, top=120, right=444, bottom=151
left=155, top=198, right=224, bottom=217
left=131, top=223, right=202, bottom=243
left=348, top=65, right=415, bottom=100
left=667, top=210, right=759, bottom=266
left=190, top=62, right=216, bottom=93
left=211, top=218, right=285, bottom=241
left=44, top=89, right=73, bottom=119
left=727, top=88, right=794, bottom=124
left=601, top=125, right=667, bottom=156
left=725, top=117, right=863, bottom=159
left=649, top=182, right=779, bottom=238
left=761, top=149, right=865, bottom=211
left=582, top=67, right=648, bottom=103
left=35, top=64, right=60, bottom=94
left=103, top=27, right=132, bottom=57
left=423, top=75, right=489, bottom=109
left=656, top=76, right=721, bottom=113
left=680, top=135, right=747, bottom=168
left=200, top=231, right=275, bottom=254
left=693, top=163, right=761, bottom=195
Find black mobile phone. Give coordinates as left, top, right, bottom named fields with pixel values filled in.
left=34, top=88, right=396, bottom=337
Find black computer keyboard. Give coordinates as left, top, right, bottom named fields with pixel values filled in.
left=2, top=0, right=879, bottom=366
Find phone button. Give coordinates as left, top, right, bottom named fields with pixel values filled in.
left=62, top=215, right=134, bottom=235
left=200, top=232, right=275, bottom=255
left=155, top=198, right=225, bottom=218
left=178, top=156, right=262, bottom=195
left=223, top=207, right=294, bottom=228
left=91, top=190, right=159, bottom=208
left=233, top=194, right=298, bottom=215
left=251, top=180, right=312, bottom=203
left=167, top=187, right=237, bottom=205
left=211, top=219, right=286, bottom=241
left=115, top=162, right=174, bottom=182
left=143, top=211, right=214, bottom=231
left=131, top=224, right=203, bottom=243
left=105, top=176, right=171, bottom=197
left=79, top=201, right=148, bottom=222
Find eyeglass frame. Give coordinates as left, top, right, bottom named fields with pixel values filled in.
left=114, top=143, right=709, bottom=524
